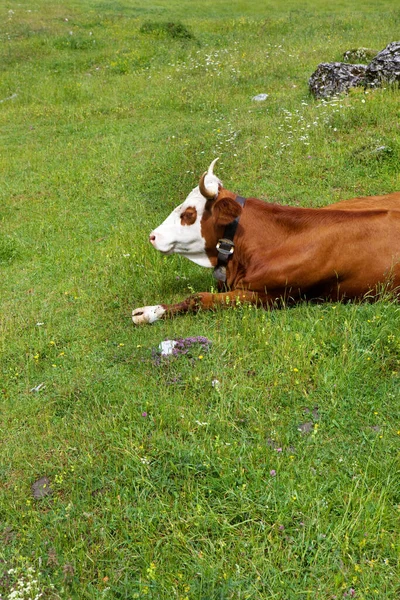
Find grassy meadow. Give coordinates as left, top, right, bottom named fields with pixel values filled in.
left=1, top=0, right=399, bottom=598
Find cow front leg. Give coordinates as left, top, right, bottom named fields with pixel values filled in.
left=132, top=291, right=264, bottom=325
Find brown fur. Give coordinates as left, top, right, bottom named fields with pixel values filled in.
left=162, top=189, right=400, bottom=318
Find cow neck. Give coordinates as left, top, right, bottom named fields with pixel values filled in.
left=213, top=195, right=246, bottom=284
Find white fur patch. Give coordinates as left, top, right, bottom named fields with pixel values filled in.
left=149, top=159, right=221, bottom=268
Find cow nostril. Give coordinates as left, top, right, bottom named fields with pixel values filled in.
left=149, top=234, right=156, bottom=243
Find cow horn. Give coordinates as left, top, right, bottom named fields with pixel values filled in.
left=199, top=172, right=215, bottom=199
left=199, top=158, right=219, bottom=199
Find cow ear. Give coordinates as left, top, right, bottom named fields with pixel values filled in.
left=212, top=196, right=242, bottom=226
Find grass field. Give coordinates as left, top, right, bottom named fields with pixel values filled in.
left=1, top=1, right=399, bottom=598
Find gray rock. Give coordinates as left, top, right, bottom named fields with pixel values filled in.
left=32, top=476, right=53, bottom=499
left=343, top=48, right=378, bottom=63
left=364, top=41, right=400, bottom=87
left=309, top=62, right=367, bottom=98
left=252, top=93, right=269, bottom=101
left=297, top=421, right=314, bottom=434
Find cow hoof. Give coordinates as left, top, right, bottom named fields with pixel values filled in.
left=132, top=305, right=166, bottom=325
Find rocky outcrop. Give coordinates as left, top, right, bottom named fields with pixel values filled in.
left=364, top=41, right=400, bottom=87
left=309, top=41, right=400, bottom=98
left=343, top=48, right=378, bottom=63
left=308, top=62, right=367, bottom=99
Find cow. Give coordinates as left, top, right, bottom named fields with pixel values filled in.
left=132, top=159, right=400, bottom=324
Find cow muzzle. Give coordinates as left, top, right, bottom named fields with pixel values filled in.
left=149, top=231, right=174, bottom=254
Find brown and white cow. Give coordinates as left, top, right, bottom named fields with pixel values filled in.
left=132, top=159, right=400, bottom=324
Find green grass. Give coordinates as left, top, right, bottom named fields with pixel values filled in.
left=0, top=1, right=399, bottom=598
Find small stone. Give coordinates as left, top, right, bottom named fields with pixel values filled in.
left=158, top=340, right=178, bottom=356
left=252, top=93, right=269, bottom=101
left=298, top=421, right=314, bottom=434
left=32, top=476, right=52, bottom=499
left=30, top=382, right=45, bottom=393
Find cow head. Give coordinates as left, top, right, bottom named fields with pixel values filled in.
left=149, top=159, right=242, bottom=267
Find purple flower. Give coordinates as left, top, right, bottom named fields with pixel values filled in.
left=270, top=469, right=276, bottom=477
left=142, top=412, right=148, bottom=418
left=276, top=447, right=283, bottom=453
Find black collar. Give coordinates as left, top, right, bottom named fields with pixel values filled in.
left=213, top=195, right=246, bottom=283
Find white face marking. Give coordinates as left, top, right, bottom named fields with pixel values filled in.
left=150, top=187, right=212, bottom=267
left=149, top=160, right=221, bottom=268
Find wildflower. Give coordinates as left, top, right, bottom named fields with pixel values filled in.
left=270, top=469, right=276, bottom=477
left=142, top=412, right=148, bottom=418
left=146, top=562, right=156, bottom=580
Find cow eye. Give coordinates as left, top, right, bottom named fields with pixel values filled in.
left=180, top=207, right=197, bottom=226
